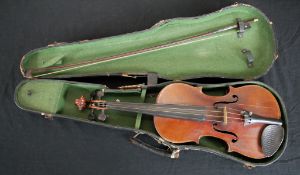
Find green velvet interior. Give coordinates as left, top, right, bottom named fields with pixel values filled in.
left=15, top=79, right=287, bottom=165
left=21, top=4, right=276, bottom=80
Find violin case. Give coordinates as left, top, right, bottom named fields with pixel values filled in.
left=14, top=3, right=287, bottom=168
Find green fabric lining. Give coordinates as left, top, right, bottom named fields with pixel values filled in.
left=100, top=91, right=143, bottom=128
left=16, top=81, right=65, bottom=114
left=21, top=4, right=276, bottom=80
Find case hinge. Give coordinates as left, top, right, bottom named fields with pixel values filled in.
left=41, top=113, right=53, bottom=120
left=243, top=163, right=255, bottom=169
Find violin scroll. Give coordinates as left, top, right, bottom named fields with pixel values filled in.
left=75, top=96, right=107, bottom=111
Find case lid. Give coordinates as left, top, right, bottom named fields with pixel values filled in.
left=20, top=3, right=277, bottom=80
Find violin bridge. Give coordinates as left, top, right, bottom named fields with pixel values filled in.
left=223, top=106, right=228, bottom=125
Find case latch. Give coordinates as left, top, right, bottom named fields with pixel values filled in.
left=147, top=73, right=158, bottom=86
left=41, top=113, right=53, bottom=120
left=242, top=49, right=254, bottom=68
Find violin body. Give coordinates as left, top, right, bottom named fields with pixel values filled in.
left=154, top=83, right=281, bottom=159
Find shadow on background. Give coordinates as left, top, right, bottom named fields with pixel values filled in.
left=50, top=0, right=235, bottom=42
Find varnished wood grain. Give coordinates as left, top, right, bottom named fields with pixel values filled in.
left=154, top=83, right=281, bottom=159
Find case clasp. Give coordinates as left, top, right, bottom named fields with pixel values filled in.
left=242, top=49, right=254, bottom=68
left=41, top=113, right=53, bottom=120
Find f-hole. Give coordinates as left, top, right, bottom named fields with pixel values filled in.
left=213, top=123, right=239, bottom=143
left=213, top=95, right=239, bottom=109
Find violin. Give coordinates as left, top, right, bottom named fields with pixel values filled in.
left=75, top=83, right=283, bottom=159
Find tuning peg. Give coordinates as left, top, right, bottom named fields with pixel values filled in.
left=97, top=110, right=108, bottom=121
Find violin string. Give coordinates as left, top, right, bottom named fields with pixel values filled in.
left=89, top=104, right=245, bottom=123
left=91, top=99, right=273, bottom=116
left=106, top=101, right=244, bottom=116
left=194, top=104, right=273, bottom=111
left=104, top=101, right=242, bottom=115
left=106, top=102, right=231, bottom=115
left=106, top=103, right=245, bottom=121
left=106, top=104, right=245, bottom=122
left=194, top=119, right=242, bottom=124
left=88, top=93, right=275, bottom=114
left=234, top=103, right=273, bottom=108
left=89, top=100, right=273, bottom=123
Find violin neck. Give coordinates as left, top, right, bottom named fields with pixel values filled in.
left=105, top=102, right=207, bottom=121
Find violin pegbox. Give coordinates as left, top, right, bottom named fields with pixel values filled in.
left=97, top=110, right=108, bottom=121
left=74, top=89, right=109, bottom=121
left=92, top=89, right=108, bottom=121
left=75, top=96, right=88, bottom=111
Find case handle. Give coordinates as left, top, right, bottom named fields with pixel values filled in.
left=130, top=133, right=180, bottom=158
